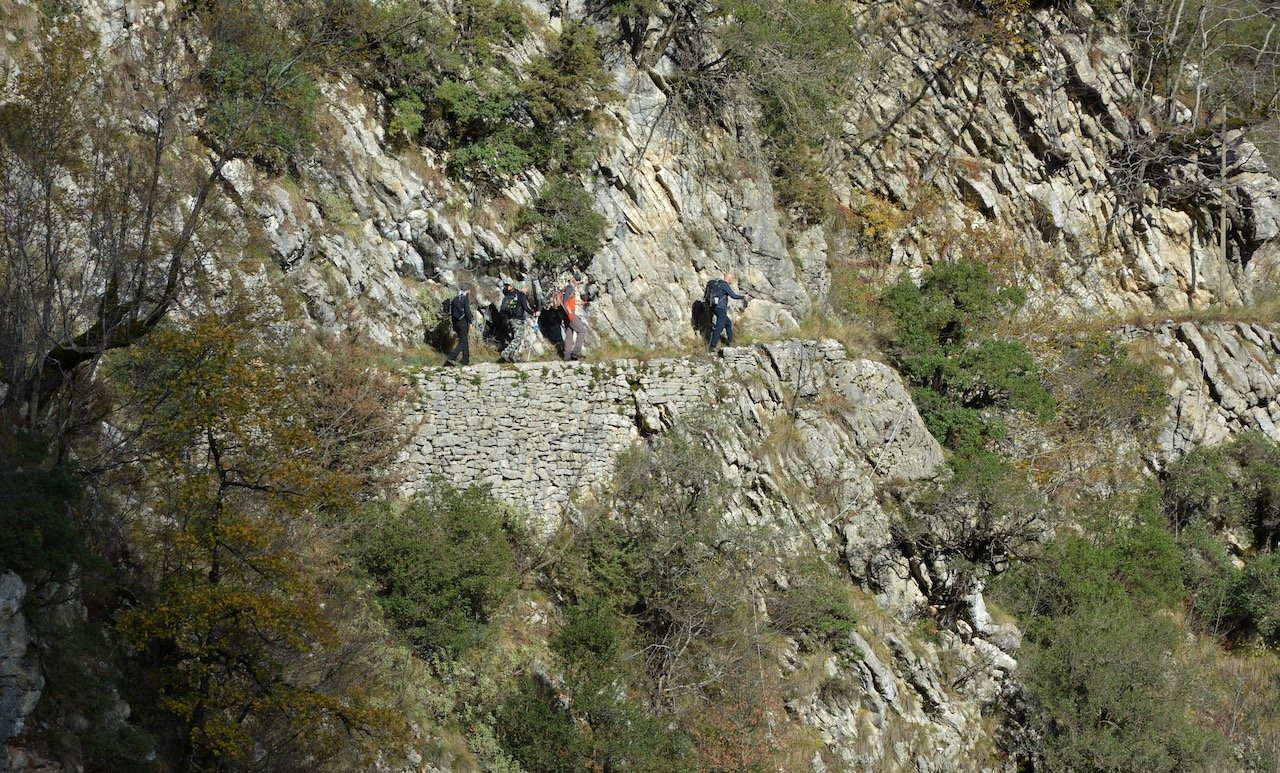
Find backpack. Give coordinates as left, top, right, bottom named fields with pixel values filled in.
left=501, top=292, right=520, bottom=317
left=703, top=279, right=723, bottom=310
left=445, top=294, right=466, bottom=323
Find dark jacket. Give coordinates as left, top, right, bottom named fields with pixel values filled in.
left=450, top=292, right=473, bottom=327
left=709, top=279, right=745, bottom=312
left=499, top=288, right=536, bottom=320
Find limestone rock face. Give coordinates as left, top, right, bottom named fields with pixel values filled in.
left=1127, top=322, right=1280, bottom=460
left=837, top=0, right=1280, bottom=317
left=61, top=0, right=1280, bottom=355
left=0, top=573, right=42, bottom=772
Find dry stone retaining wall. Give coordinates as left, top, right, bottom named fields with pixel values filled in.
left=396, top=356, right=715, bottom=528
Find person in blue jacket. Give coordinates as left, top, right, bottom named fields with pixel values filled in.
left=706, top=272, right=747, bottom=353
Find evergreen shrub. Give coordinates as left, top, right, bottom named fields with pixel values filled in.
left=349, top=481, right=519, bottom=656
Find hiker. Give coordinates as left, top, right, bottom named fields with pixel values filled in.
left=560, top=272, right=588, bottom=361
left=445, top=285, right=473, bottom=366
left=498, top=280, right=538, bottom=362
left=706, top=272, right=747, bottom=353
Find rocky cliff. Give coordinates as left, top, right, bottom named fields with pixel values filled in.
left=6, top=0, right=1280, bottom=769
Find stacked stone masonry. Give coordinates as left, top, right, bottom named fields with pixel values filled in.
left=397, top=356, right=715, bottom=527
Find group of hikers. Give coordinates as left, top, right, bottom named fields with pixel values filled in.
left=442, top=270, right=747, bottom=366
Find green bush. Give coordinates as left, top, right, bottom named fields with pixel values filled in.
left=1180, top=522, right=1280, bottom=646
left=1164, top=432, right=1280, bottom=547
left=552, top=600, right=633, bottom=671
left=365, top=11, right=611, bottom=182
left=348, top=481, right=519, bottom=656
left=543, top=422, right=764, bottom=761
left=516, top=175, right=608, bottom=274
left=0, top=431, right=83, bottom=580
left=880, top=257, right=1053, bottom=454
left=716, top=0, right=860, bottom=220
left=995, top=494, right=1226, bottom=769
left=496, top=676, right=591, bottom=773
left=767, top=559, right=859, bottom=652
left=501, top=608, right=696, bottom=772
left=1021, top=599, right=1226, bottom=771
left=998, top=489, right=1183, bottom=619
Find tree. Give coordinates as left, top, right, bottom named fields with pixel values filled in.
left=881, top=257, right=1054, bottom=455
left=0, top=3, right=330, bottom=443
left=110, top=306, right=409, bottom=770
left=348, top=482, right=520, bottom=657
left=996, top=497, right=1228, bottom=769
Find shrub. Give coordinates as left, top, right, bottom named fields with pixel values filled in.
left=880, top=257, right=1053, bottom=454
left=198, top=0, right=322, bottom=170
left=897, top=451, right=1048, bottom=618
left=495, top=676, right=591, bottom=773
left=502, top=608, right=696, bottom=772
left=1181, top=522, right=1280, bottom=647
left=349, top=481, right=519, bottom=656
left=516, top=175, right=608, bottom=274
left=524, top=22, right=616, bottom=131
left=998, top=489, right=1183, bottom=620
left=716, top=0, right=861, bottom=219
left=552, top=600, right=633, bottom=672
left=1164, top=432, right=1280, bottom=548
left=767, top=559, right=859, bottom=652
left=1021, top=599, right=1227, bottom=771
left=544, top=422, right=768, bottom=761
left=1052, top=332, right=1167, bottom=435
left=995, top=494, right=1227, bottom=770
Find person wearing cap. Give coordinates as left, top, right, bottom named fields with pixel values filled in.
left=498, top=280, right=539, bottom=362
left=560, top=272, right=588, bottom=361
left=445, top=285, right=474, bottom=366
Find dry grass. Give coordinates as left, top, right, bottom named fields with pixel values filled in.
left=791, top=311, right=885, bottom=360
left=1183, top=634, right=1280, bottom=769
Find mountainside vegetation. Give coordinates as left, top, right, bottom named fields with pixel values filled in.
left=3, top=0, right=1280, bottom=770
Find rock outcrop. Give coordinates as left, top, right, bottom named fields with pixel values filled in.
left=0, top=574, right=42, bottom=772
left=396, top=341, right=1024, bottom=767
left=839, top=0, right=1280, bottom=317
left=1128, top=322, right=1280, bottom=459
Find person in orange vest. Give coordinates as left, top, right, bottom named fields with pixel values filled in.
left=560, top=272, right=588, bottom=361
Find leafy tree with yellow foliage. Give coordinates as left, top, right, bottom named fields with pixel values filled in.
left=110, top=305, right=411, bottom=770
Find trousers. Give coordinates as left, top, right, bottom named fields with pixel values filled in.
left=708, top=310, right=733, bottom=351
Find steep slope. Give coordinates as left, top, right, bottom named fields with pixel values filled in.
left=5, top=0, right=1280, bottom=769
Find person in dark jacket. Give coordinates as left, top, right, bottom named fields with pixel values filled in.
left=445, top=285, right=474, bottom=366
left=498, top=281, right=539, bottom=362
left=707, top=272, right=747, bottom=353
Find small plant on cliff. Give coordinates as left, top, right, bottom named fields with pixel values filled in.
left=880, top=256, right=1053, bottom=455
left=516, top=174, right=608, bottom=274
left=767, top=558, right=860, bottom=652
